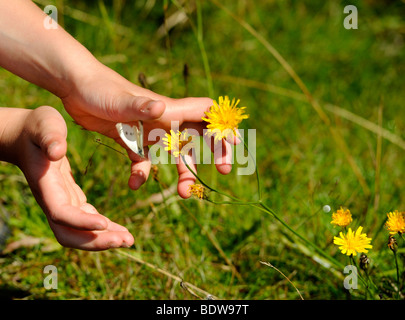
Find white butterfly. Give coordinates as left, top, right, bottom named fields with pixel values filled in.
left=116, top=121, right=145, bottom=158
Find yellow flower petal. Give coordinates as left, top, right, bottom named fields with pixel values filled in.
left=162, top=129, right=195, bottom=158
left=188, top=184, right=208, bottom=200
left=331, top=207, right=353, bottom=227
left=385, top=210, right=405, bottom=235
left=333, top=226, right=373, bottom=256
left=203, top=96, right=249, bottom=142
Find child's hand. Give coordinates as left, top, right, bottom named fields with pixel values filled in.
left=62, top=64, right=235, bottom=198
left=11, top=106, right=134, bottom=250
left=0, top=0, right=234, bottom=199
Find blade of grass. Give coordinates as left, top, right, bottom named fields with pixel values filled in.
left=154, top=173, right=244, bottom=283
left=178, top=199, right=245, bottom=283
left=324, top=103, right=405, bottom=151
left=211, top=72, right=405, bottom=151
left=373, top=101, right=383, bottom=214
left=115, top=249, right=219, bottom=300
left=212, top=73, right=308, bottom=102
left=195, top=0, right=214, bottom=98
left=255, top=201, right=344, bottom=270
left=171, top=0, right=214, bottom=97
left=34, top=0, right=134, bottom=37
left=260, top=261, right=304, bottom=300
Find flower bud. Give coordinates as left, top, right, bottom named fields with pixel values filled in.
left=387, top=235, right=398, bottom=252
left=188, top=184, right=209, bottom=200
left=359, top=253, right=370, bottom=271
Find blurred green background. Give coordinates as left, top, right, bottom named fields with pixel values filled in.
left=0, top=0, right=404, bottom=299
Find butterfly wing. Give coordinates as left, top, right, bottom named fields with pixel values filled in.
left=115, top=122, right=145, bottom=158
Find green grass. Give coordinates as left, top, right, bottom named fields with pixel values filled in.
left=1, top=0, right=405, bottom=300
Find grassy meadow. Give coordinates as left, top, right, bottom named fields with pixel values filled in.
left=0, top=0, right=405, bottom=300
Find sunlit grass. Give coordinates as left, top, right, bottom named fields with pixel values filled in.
left=1, top=0, right=404, bottom=300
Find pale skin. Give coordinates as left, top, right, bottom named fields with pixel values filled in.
left=0, top=0, right=235, bottom=250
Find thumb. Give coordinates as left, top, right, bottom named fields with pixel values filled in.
left=30, top=106, right=67, bottom=162
left=111, top=93, right=166, bottom=122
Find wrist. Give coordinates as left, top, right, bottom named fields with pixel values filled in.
left=62, top=55, right=106, bottom=99
left=34, top=28, right=103, bottom=100
left=54, top=40, right=103, bottom=99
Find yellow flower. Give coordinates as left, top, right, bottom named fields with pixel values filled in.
left=333, top=226, right=373, bottom=256
left=162, top=129, right=194, bottom=157
left=202, top=96, right=249, bottom=142
left=385, top=210, right=405, bottom=235
left=331, top=207, right=353, bottom=227
left=188, top=184, right=208, bottom=200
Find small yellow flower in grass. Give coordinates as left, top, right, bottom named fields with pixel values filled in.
left=202, top=96, right=249, bottom=142
left=333, top=226, right=373, bottom=256
left=385, top=210, right=405, bottom=235
left=188, top=184, right=208, bottom=200
left=162, top=129, right=194, bottom=157
left=331, top=207, right=352, bottom=227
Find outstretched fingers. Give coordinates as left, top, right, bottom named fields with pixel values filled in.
left=35, top=158, right=110, bottom=231
left=37, top=161, right=134, bottom=250
left=49, top=218, right=134, bottom=251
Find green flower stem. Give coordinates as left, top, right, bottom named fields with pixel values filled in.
left=182, top=137, right=345, bottom=276
left=350, top=255, right=377, bottom=299
left=240, top=135, right=262, bottom=201
left=360, top=264, right=379, bottom=296
left=239, top=134, right=345, bottom=271
left=180, top=154, right=241, bottom=203
left=255, top=201, right=343, bottom=270
left=181, top=152, right=343, bottom=271
left=206, top=200, right=260, bottom=206
left=397, top=233, right=404, bottom=298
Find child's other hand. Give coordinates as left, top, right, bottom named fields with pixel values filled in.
left=18, top=106, right=134, bottom=250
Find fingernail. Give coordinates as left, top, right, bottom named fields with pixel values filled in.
left=140, top=100, right=157, bottom=113
left=95, top=224, right=106, bottom=230
left=141, top=100, right=164, bottom=118
left=48, top=141, right=59, bottom=155
left=49, top=141, right=59, bottom=149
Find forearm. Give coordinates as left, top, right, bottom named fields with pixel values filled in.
left=0, top=0, right=100, bottom=98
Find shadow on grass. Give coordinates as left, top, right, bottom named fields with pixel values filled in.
left=0, top=285, right=31, bottom=300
